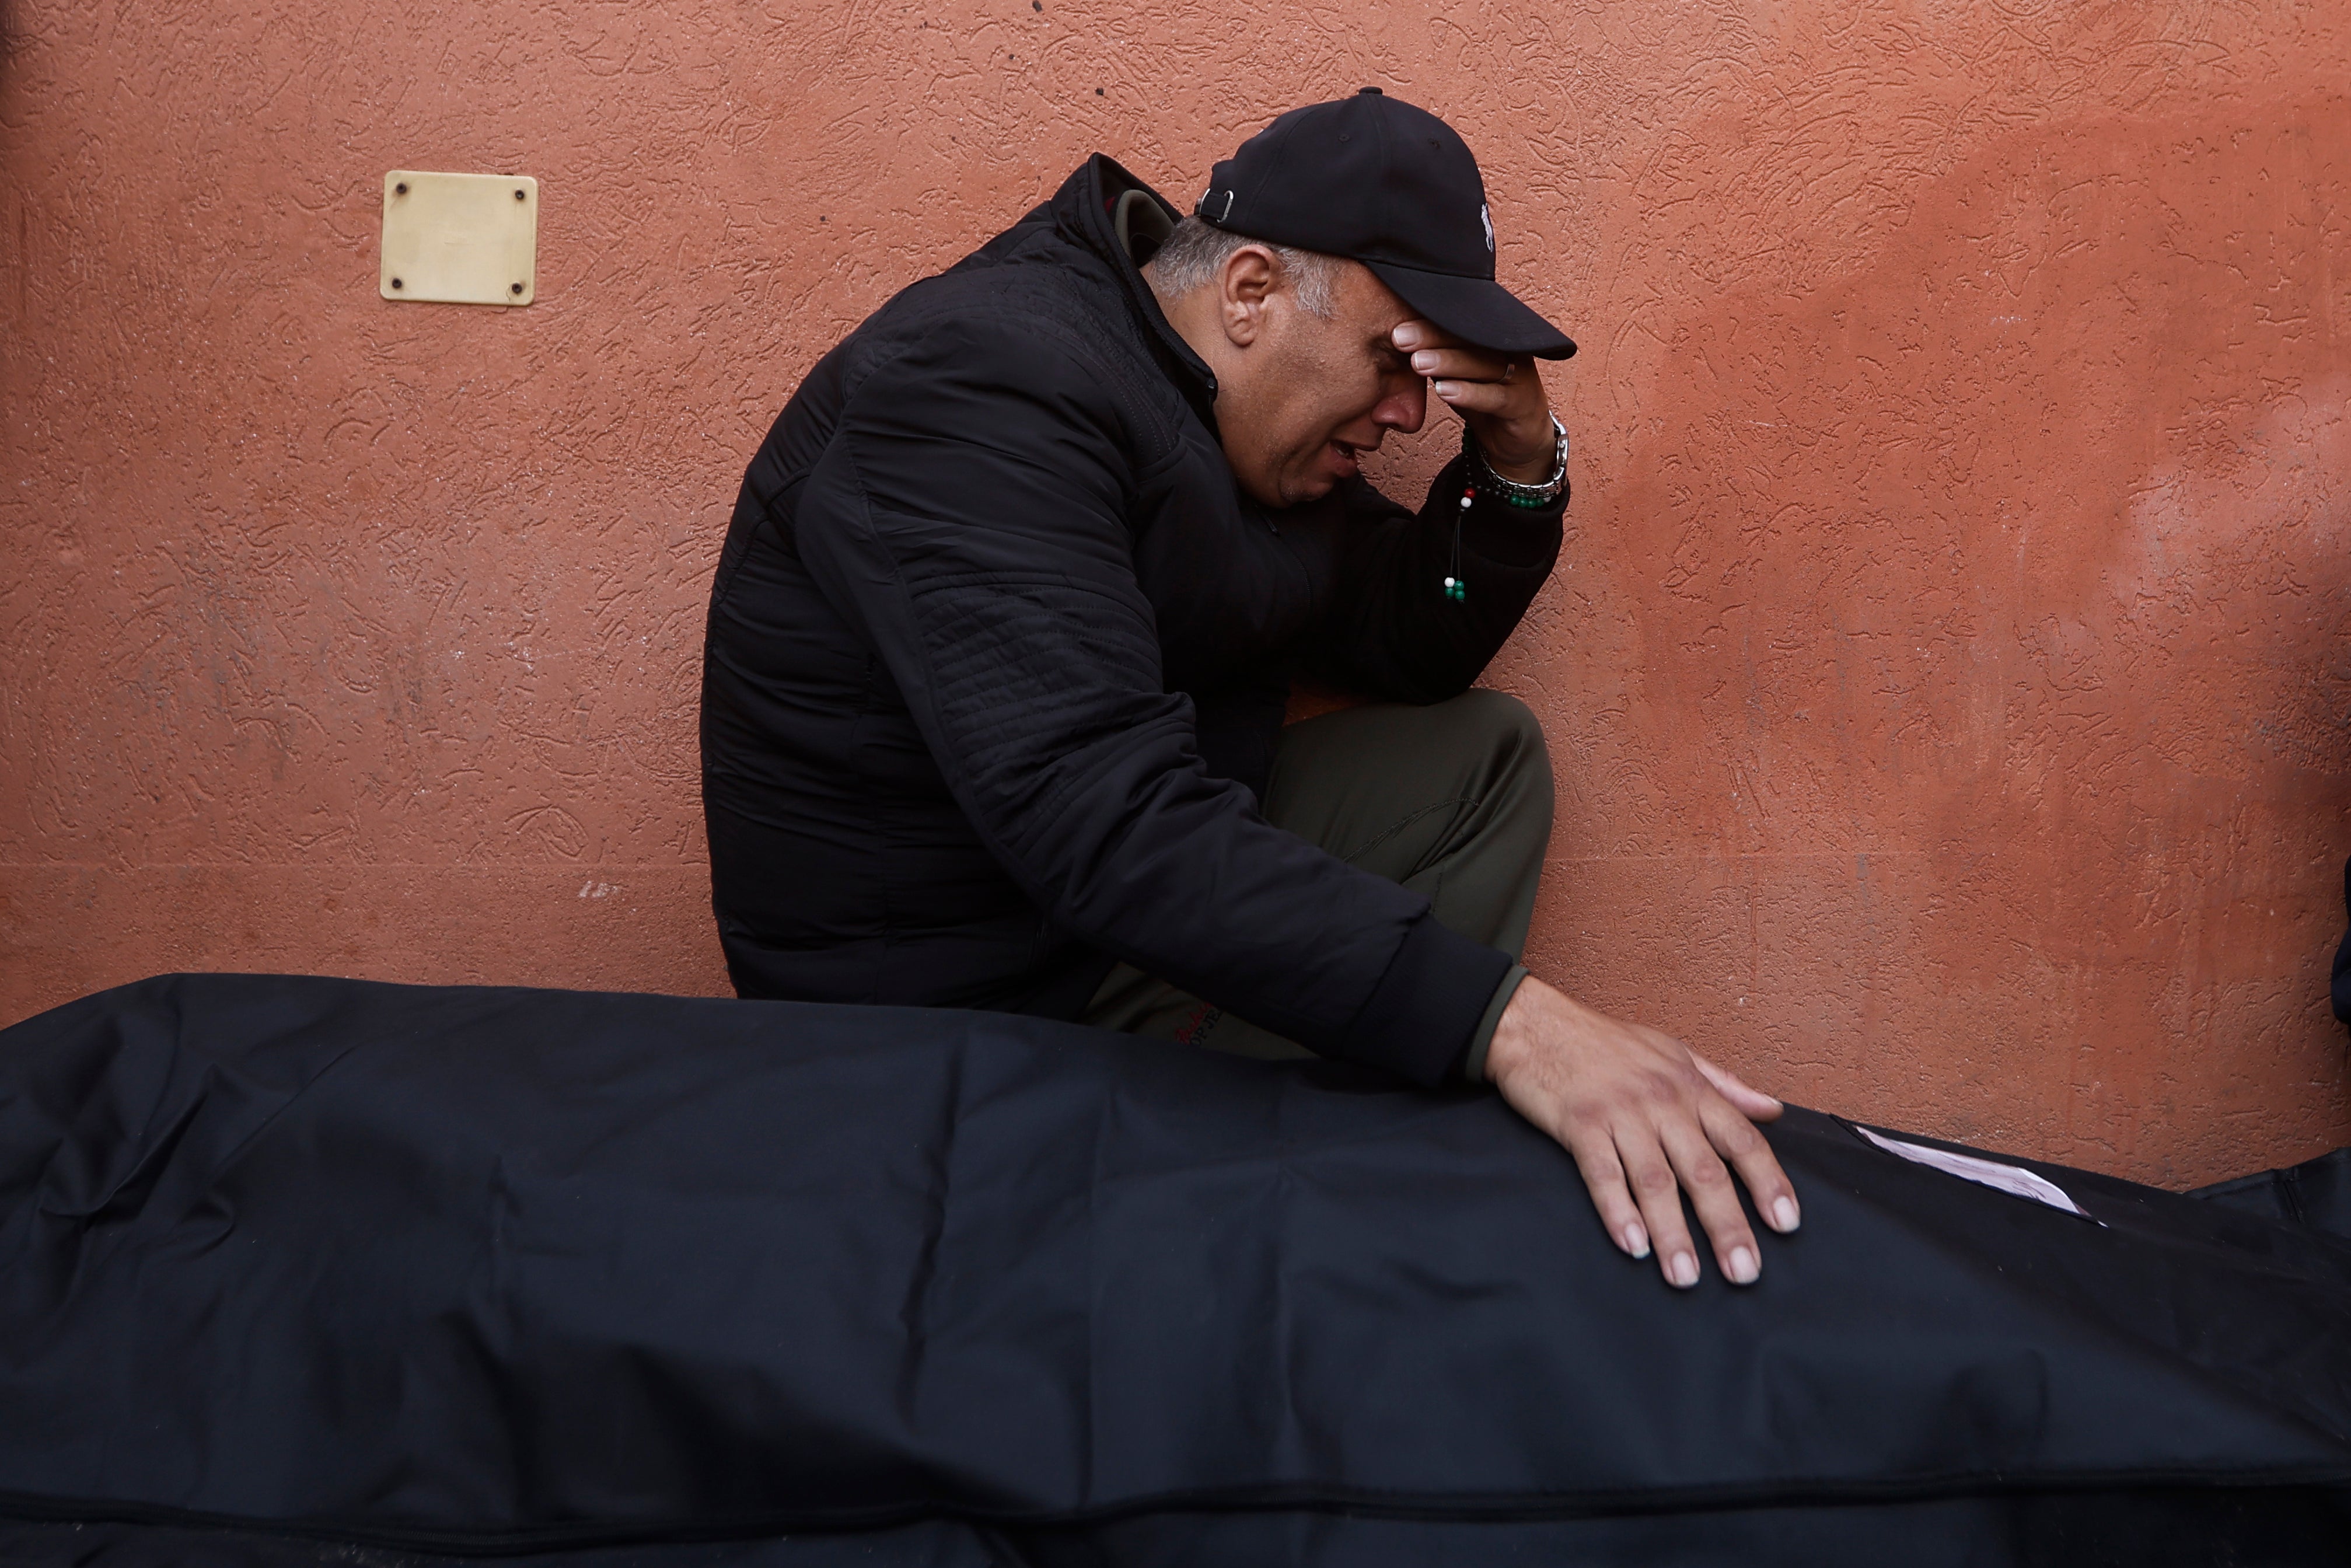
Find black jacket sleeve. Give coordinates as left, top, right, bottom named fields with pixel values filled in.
left=1304, top=453, right=1565, bottom=703
left=787, top=314, right=1507, bottom=1084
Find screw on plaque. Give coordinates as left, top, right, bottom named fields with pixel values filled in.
left=511, top=282, right=524, bottom=295
left=515, top=188, right=526, bottom=200
left=390, top=277, right=403, bottom=289
left=394, top=181, right=407, bottom=195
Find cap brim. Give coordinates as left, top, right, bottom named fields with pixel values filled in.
left=1364, top=263, right=1577, bottom=359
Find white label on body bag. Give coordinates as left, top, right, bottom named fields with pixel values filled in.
left=1854, top=1126, right=2101, bottom=1224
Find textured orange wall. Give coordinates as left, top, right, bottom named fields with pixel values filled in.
left=2, top=2, right=2345, bottom=1185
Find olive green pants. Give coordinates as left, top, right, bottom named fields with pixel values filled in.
left=1081, top=688, right=1555, bottom=1063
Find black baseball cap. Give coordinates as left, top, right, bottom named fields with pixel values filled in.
left=1196, top=89, right=1576, bottom=360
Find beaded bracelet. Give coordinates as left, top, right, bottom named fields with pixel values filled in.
left=1470, top=486, right=1560, bottom=510
left=1444, top=481, right=1472, bottom=602
left=1445, top=418, right=1569, bottom=603
left=1466, top=414, right=1569, bottom=505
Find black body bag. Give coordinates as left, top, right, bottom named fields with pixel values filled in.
left=1, top=973, right=2347, bottom=1566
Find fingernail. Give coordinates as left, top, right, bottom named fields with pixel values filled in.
left=1773, top=1196, right=1801, bottom=1233
left=1728, top=1246, right=1759, bottom=1286
left=1622, top=1223, right=1650, bottom=1259
left=1432, top=380, right=1458, bottom=399
left=1410, top=350, right=1438, bottom=372
left=1667, top=1252, right=1699, bottom=1289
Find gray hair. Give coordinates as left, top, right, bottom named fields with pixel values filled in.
left=1146, top=215, right=1341, bottom=319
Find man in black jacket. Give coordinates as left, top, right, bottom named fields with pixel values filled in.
left=703, top=92, right=1799, bottom=1289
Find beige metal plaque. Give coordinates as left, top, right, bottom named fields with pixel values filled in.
left=380, top=171, right=539, bottom=306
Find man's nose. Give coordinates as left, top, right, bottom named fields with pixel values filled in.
left=1373, top=373, right=1427, bottom=435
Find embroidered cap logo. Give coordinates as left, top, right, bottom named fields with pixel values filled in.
left=1480, top=202, right=1494, bottom=253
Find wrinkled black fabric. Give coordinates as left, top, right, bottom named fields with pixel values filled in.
left=2333, top=854, right=2351, bottom=1031
left=4, top=975, right=2350, bottom=1567
left=11, top=1491, right=2351, bottom=1568
left=0, top=1518, right=1015, bottom=1568
left=2193, top=1144, right=2351, bottom=1241
left=699, top=154, right=1556, bottom=1084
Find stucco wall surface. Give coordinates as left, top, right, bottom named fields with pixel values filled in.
left=2, top=1, right=2345, bottom=1185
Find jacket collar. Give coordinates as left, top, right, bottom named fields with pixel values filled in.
left=1049, top=156, right=1220, bottom=420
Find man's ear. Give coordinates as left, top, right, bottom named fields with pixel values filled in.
left=1218, top=245, right=1279, bottom=348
